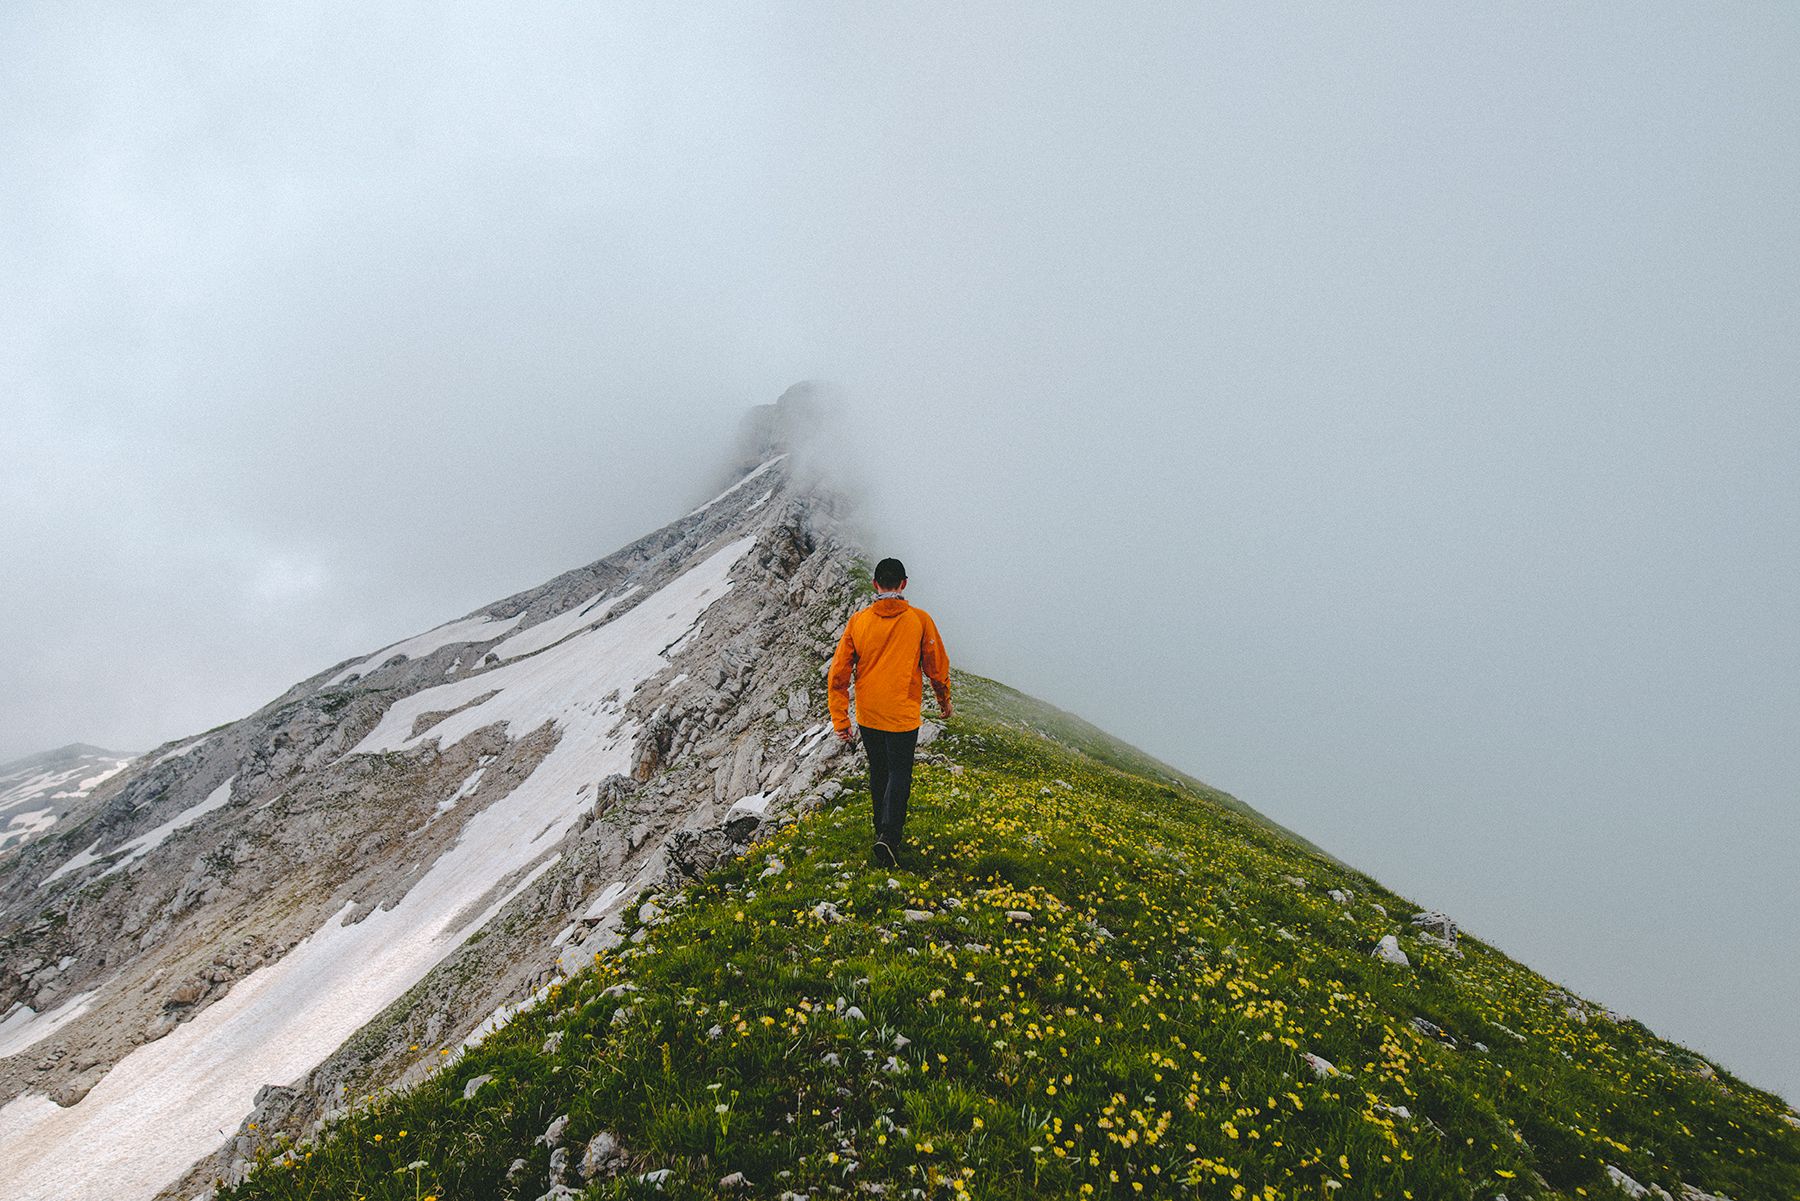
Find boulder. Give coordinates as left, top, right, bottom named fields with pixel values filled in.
left=579, top=1130, right=623, bottom=1180
left=1372, top=935, right=1410, bottom=967
left=537, top=1114, right=570, bottom=1147
left=1676, top=1185, right=1734, bottom=1201
left=594, top=774, right=637, bottom=814
left=1410, top=911, right=1457, bottom=942
left=50, top=1064, right=107, bottom=1107
left=165, top=978, right=207, bottom=1008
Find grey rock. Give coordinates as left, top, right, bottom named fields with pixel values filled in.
left=1372, top=935, right=1410, bottom=966
left=579, top=1130, right=623, bottom=1179
left=1410, top=910, right=1457, bottom=942
left=50, top=1064, right=107, bottom=1107
left=1301, top=1052, right=1338, bottom=1078
left=165, top=978, right=207, bottom=1008
left=537, top=1114, right=570, bottom=1147
left=462, top=1073, right=494, bottom=1100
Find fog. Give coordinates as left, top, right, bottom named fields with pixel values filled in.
left=3, top=5, right=1795, bottom=1102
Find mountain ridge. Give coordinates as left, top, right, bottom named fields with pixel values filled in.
left=2, top=387, right=1793, bottom=1201
left=215, top=672, right=1800, bottom=1201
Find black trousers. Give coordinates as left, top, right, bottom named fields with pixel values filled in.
left=858, top=724, right=919, bottom=846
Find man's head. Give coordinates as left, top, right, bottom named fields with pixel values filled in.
left=873, top=557, right=907, bottom=591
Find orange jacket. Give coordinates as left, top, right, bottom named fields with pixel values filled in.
left=828, top=596, right=950, bottom=733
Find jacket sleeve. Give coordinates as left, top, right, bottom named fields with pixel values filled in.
left=920, top=612, right=951, bottom=705
left=827, top=618, right=857, bottom=732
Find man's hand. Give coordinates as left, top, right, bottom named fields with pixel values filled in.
left=939, top=697, right=954, bottom=721
left=836, top=726, right=855, bottom=744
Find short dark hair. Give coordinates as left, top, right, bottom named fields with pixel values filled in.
left=873, top=558, right=906, bottom=589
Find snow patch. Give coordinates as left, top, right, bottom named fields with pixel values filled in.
left=327, top=611, right=526, bottom=686
left=40, top=839, right=104, bottom=887
left=728, top=792, right=771, bottom=817
left=0, top=990, right=99, bottom=1060
left=0, top=809, right=57, bottom=851
left=788, top=722, right=826, bottom=750
left=436, top=767, right=485, bottom=815
left=488, top=584, right=641, bottom=663
left=93, top=778, right=237, bottom=881
left=150, top=737, right=211, bottom=767
left=582, top=881, right=631, bottom=920
left=680, top=454, right=785, bottom=520
left=70, top=762, right=131, bottom=794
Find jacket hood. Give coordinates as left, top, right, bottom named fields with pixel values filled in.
left=871, top=597, right=910, bottom=618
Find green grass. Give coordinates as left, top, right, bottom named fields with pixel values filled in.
left=221, top=708, right=1800, bottom=1200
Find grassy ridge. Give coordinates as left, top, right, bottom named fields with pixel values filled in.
left=221, top=708, right=1800, bottom=1200
left=948, top=671, right=1334, bottom=861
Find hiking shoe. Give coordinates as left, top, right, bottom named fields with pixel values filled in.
left=873, top=840, right=897, bottom=868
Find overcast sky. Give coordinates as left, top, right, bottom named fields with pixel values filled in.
left=3, top=4, right=1796, bottom=1103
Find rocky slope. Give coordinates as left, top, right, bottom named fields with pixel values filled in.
left=0, top=384, right=984, bottom=1200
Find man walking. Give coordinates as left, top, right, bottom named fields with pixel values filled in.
left=828, top=557, right=953, bottom=867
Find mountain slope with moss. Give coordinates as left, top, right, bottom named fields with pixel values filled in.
left=220, top=670, right=1800, bottom=1201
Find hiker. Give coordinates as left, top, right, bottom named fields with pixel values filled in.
left=828, top=557, right=953, bottom=867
